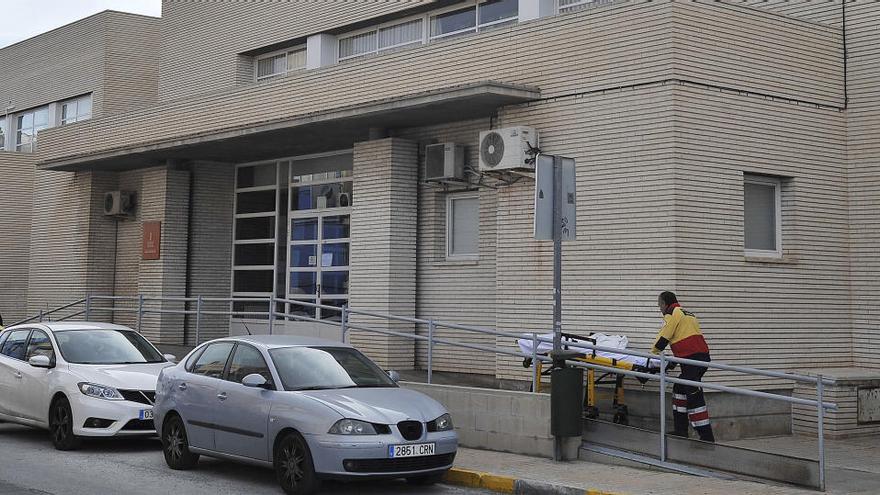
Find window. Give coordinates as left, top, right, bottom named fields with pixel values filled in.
left=0, top=116, right=6, bottom=150
left=26, top=330, right=55, bottom=362
left=0, top=330, right=31, bottom=361
left=190, top=342, right=235, bottom=379
left=430, top=0, right=518, bottom=40
left=447, top=193, right=480, bottom=260
left=255, top=47, right=306, bottom=81
left=234, top=162, right=278, bottom=301
left=339, top=17, right=425, bottom=61
left=226, top=344, right=273, bottom=385
left=744, top=175, right=782, bottom=257
left=60, top=94, right=92, bottom=125
left=558, top=0, right=613, bottom=13
left=15, top=106, right=49, bottom=152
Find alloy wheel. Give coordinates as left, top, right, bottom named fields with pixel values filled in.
left=281, top=439, right=305, bottom=488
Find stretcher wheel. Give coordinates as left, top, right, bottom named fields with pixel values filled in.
left=583, top=406, right=600, bottom=420
left=612, top=411, right=629, bottom=425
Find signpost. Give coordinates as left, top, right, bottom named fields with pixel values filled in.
left=534, top=154, right=577, bottom=461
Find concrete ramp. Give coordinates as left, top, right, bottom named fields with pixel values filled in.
left=582, top=419, right=821, bottom=489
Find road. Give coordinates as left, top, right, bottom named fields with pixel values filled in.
left=0, top=423, right=487, bottom=495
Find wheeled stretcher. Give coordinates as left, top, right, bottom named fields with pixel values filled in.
left=518, top=332, right=670, bottom=425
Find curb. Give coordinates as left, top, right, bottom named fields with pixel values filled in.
left=444, top=468, right=621, bottom=495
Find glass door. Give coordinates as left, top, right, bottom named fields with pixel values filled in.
left=287, top=168, right=353, bottom=321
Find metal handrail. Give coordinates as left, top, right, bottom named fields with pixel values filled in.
left=9, top=293, right=836, bottom=489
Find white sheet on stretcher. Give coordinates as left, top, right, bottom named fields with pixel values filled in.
left=517, top=333, right=660, bottom=369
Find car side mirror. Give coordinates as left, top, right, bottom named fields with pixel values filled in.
left=28, top=355, right=52, bottom=369
left=242, top=373, right=269, bottom=389
left=387, top=370, right=400, bottom=383
left=164, top=354, right=177, bottom=363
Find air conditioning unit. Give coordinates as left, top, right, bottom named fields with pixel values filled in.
left=478, top=126, right=539, bottom=172
left=103, top=191, right=135, bottom=216
left=425, top=143, right=465, bottom=181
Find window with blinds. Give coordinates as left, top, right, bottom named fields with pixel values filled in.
left=255, top=48, right=306, bottom=81
left=558, top=0, right=613, bottom=14
left=339, top=18, right=425, bottom=61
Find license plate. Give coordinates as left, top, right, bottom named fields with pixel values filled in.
left=389, top=442, right=435, bottom=458
left=139, top=409, right=154, bottom=421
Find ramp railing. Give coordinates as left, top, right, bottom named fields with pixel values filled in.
left=9, top=293, right=837, bottom=490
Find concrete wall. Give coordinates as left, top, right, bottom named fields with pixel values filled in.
left=402, top=382, right=555, bottom=457
left=792, top=370, right=880, bottom=438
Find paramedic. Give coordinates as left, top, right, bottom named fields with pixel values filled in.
left=651, top=291, right=715, bottom=442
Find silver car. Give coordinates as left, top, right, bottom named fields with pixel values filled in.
left=153, top=335, right=457, bottom=495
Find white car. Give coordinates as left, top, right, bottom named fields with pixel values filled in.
left=0, top=322, right=174, bottom=450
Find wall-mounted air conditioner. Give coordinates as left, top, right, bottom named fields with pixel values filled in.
left=103, top=191, right=136, bottom=216
left=425, top=143, right=465, bottom=181
left=478, top=126, right=539, bottom=172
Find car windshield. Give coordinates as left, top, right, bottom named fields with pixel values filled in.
left=54, top=329, right=165, bottom=364
left=269, top=346, right=397, bottom=391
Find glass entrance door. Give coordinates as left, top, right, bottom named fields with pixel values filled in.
left=287, top=169, right=353, bottom=321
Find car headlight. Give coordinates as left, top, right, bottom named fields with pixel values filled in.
left=328, top=419, right=378, bottom=435
left=428, top=413, right=454, bottom=432
left=78, top=383, right=124, bottom=401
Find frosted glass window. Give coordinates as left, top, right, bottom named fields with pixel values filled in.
left=744, top=177, right=781, bottom=255
left=339, top=31, right=378, bottom=59
left=447, top=194, right=479, bottom=258
left=287, top=49, right=306, bottom=70
left=257, top=54, right=286, bottom=79
left=379, top=19, right=423, bottom=50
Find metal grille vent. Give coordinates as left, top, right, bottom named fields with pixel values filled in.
left=397, top=420, right=423, bottom=441
left=480, top=131, right=505, bottom=168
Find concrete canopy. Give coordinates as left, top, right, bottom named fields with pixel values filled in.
left=40, top=82, right=540, bottom=171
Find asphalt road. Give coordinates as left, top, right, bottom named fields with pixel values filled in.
left=0, top=423, right=487, bottom=495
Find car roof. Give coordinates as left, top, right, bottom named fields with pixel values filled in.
left=4, top=321, right=136, bottom=332
left=217, top=334, right=354, bottom=350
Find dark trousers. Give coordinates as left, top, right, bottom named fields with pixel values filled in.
left=671, top=358, right=715, bottom=442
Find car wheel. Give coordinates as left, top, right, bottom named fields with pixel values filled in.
left=274, top=431, right=319, bottom=495
left=406, top=472, right=446, bottom=485
left=162, top=414, right=199, bottom=470
left=49, top=396, right=82, bottom=451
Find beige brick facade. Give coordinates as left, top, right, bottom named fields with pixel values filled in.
left=2, top=1, right=878, bottom=405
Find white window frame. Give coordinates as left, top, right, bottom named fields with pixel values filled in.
left=743, top=175, right=782, bottom=259
left=254, top=45, right=307, bottom=82
left=14, top=105, right=49, bottom=153
left=59, top=94, right=93, bottom=126
left=429, top=0, right=519, bottom=41
left=338, top=13, right=428, bottom=62
left=558, top=0, right=613, bottom=14
left=446, top=192, right=480, bottom=261
left=0, top=116, right=6, bottom=151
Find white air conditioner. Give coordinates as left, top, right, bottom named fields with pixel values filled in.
left=103, top=191, right=135, bottom=216
left=425, top=143, right=465, bottom=181
left=478, top=126, right=539, bottom=172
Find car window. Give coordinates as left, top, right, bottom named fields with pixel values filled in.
left=269, top=346, right=397, bottom=391
left=190, top=342, right=234, bottom=379
left=0, top=330, right=31, bottom=361
left=184, top=345, right=207, bottom=372
left=26, top=330, right=55, bottom=361
left=54, top=329, right=164, bottom=364
left=226, top=344, right=273, bottom=385
left=0, top=331, right=9, bottom=349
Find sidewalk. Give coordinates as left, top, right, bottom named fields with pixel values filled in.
left=448, top=435, right=880, bottom=495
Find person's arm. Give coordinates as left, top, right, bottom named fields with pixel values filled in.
left=651, top=310, right=680, bottom=354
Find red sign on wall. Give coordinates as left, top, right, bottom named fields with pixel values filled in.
left=143, top=221, right=161, bottom=260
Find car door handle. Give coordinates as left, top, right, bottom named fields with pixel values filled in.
left=217, top=392, right=227, bottom=401
left=13, top=372, right=22, bottom=379
left=178, top=383, right=187, bottom=391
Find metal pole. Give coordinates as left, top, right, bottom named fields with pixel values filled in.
left=195, top=295, right=203, bottom=346
left=659, top=354, right=667, bottom=462
left=427, top=320, right=435, bottom=385
left=39, top=309, right=44, bottom=322
left=84, top=294, right=91, bottom=321
left=268, top=296, right=275, bottom=335
left=137, top=294, right=144, bottom=332
left=817, top=374, right=826, bottom=492
left=340, top=305, right=348, bottom=343
left=531, top=333, right=539, bottom=393
left=552, top=156, right=563, bottom=462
